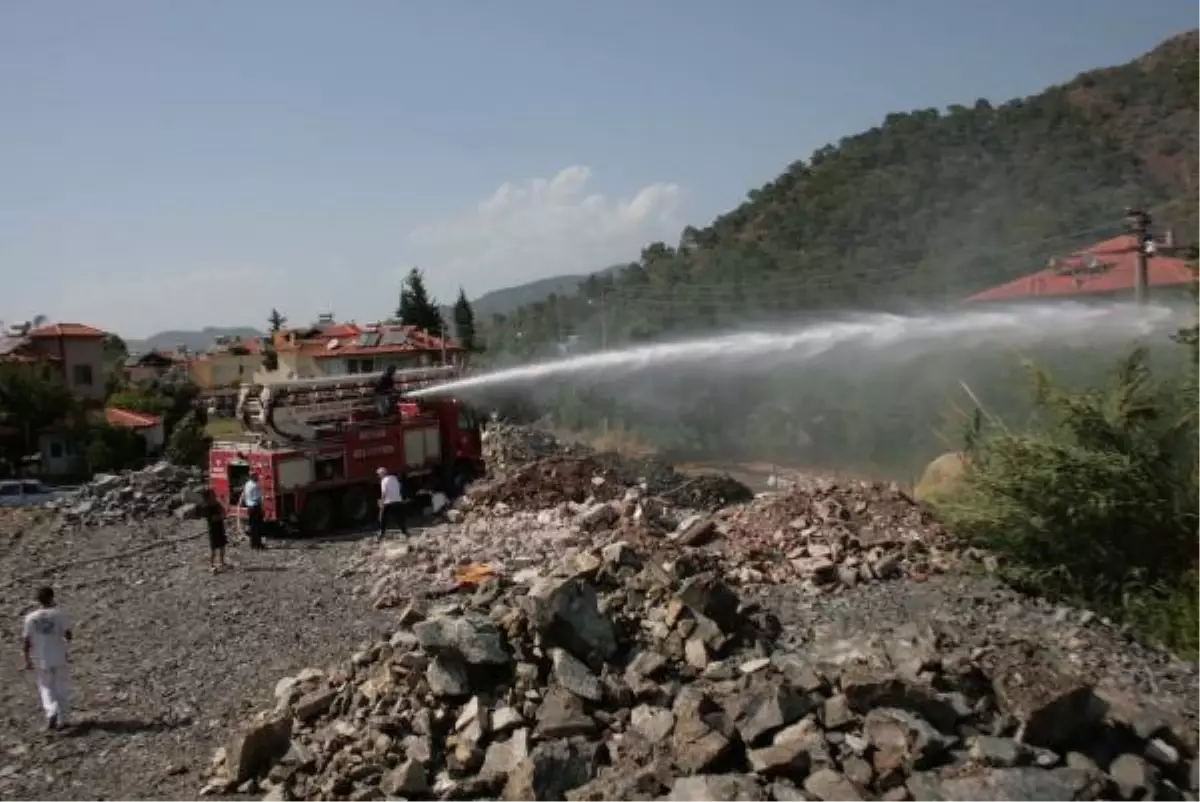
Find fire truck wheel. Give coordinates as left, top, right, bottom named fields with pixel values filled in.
left=300, top=493, right=335, bottom=536
left=339, top=486, right=372, bottom=526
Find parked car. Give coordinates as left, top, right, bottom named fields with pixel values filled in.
left=0, top=479, right=65, bottom=508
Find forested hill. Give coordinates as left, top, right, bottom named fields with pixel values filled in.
left=483, top=30, right=1198, bottom=357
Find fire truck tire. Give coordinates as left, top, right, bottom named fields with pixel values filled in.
left=339, top=486, right=372, bottom=526
left=300, top=493, right=335, bottom=536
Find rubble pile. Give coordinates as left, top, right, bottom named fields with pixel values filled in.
left=713, top=477, right=961, bottom=588
left=481, top=423, right=593, bottom=477
left=477, top=422, right=753, bottom=512
left=207, top=543, right=1198, bottom=802
left=54, top=461, right=206, bottom=526
left=455, top=471, right=951, bottom=592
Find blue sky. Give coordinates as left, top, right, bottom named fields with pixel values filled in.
left=1, top=0, right=1195, bottom=338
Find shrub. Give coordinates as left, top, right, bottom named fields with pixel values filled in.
left=934, top=342, right=1199, bottom=658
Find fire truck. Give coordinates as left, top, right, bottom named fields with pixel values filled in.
left=207, top=365, right=484, bottom=535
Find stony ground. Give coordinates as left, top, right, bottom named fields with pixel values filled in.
left=0, top=513, right=411, bottom=801
left=0, top=423, right=1196, bottom=801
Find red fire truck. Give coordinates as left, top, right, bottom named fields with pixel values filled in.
left=207, top=365, right=484, bottom=535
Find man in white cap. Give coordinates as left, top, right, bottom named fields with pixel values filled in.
left=377, top=467, right=408, bottom=539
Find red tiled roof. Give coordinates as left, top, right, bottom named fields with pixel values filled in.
left=28, top=323, right=107, bottom=339
left=317, top=323, right=360, bottom=339
left=966, top=235, right=1197, bottom=303
left=105, top=407, right=162, bottom=430
left=281, top=322, right=460, bottom=358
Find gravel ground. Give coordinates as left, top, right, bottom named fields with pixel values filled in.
left=0, top=514, right=409, bottom=801
left=747, top=573, right=1200, bottom=718
left=2, top=506, right=1196, bottom=801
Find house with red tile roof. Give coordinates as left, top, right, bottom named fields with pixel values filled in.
left=257, top=321, right=460, bottom=382
left=965, top=235, right=1196, bottom=303
left=105, top=407, right=165, bottom=454
left=0, top=321, right=109, bottom=476
left=24, top=322, right=108, bottom=404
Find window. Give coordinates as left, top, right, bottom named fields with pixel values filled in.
left=314, top=455, right=345, bottom=481
left=458, top=409, right=476, bottom=432
left=22, top=481, right=46, bottom=495
left=0, top=483, right=19, bottom=497
left=50, top=442, right=63, bottom=459
left=347, top=358, right=375, bottom=374
left=72, top=364, right=94, bottom=386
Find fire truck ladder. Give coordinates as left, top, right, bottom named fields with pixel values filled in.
left=236, top=364, right=461, bottom=443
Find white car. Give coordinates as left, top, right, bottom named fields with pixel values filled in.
left=0, top=479, right=65, bottom=508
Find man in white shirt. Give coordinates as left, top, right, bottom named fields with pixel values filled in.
left=377, top=467, right=409, bottom=539
left=22, top=586, right=73, bottom=731
left=240, top=473, right=265, bottom=550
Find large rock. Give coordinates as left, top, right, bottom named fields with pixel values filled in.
left=668, top=774, right=766, bottom=801
left=412, top=613, right=510, bottom=665
left=520, top=576, right=618, bottom=663
left=226, top=713, right=293, bottom=783
left=907, top=767, right=1112, bottom=800
left=725, top=681, right=810, bottom=746
left=983, top=646, right=1099, bottom=748
left=503, top=739, right=600, bottom=801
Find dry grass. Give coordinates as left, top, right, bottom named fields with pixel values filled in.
left=204, top=416, right=249, bottom=441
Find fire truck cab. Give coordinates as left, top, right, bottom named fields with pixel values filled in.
left=208, top=366, right=484, bottom=535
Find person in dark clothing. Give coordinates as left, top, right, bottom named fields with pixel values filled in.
left=373, top=366, right=397, bottom=417
left=200, top=489, right=228, bottom=572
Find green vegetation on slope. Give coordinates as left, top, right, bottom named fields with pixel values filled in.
left=934, top=312, right=1199, bottom=657
left=472, top=31, right=1198, bottom=481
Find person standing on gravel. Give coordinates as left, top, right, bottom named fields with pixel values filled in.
left=22, top=586, right=73, bottom=731
left=377, top=466, right=408, bottom=539
left=200, top=488, right=229, bottom=571
left=241, top=472, right=265, bottom=550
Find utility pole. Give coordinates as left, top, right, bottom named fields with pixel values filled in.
left=1125, top=207, right=1153, bottom=305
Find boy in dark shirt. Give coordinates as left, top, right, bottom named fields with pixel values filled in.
left=200, top=489, right=228, bottom=572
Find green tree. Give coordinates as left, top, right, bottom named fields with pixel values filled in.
left=453, top=288, right=480, bottom=353
left=165, top=410, right=211, bottom=467
left=107, top=376, right=200, bottom=439
left=0, top=368, right=79, bottom=463
left=86, top=424, right=146, bottom=473
left=101, top=333, right=129, bottom=400
left=268, top=308, right=288, bottom=332
left=396, top=268, right=444, bottom=336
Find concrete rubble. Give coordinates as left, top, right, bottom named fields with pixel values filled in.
left=205, top=542, right=1199, bottom=801
left=52, top=460, right=206, bottom=526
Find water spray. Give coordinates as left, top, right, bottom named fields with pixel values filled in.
left=413, top=301, right=1180, bottom=399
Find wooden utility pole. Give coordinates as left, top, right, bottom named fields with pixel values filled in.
left=1125, top=207, right=1153, bottom=305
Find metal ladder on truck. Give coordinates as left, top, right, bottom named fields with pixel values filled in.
left=236, top=364, right=461, bottom=444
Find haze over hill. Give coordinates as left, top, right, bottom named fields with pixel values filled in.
left=124, top=266, right=627, bottom=353
left=125, top=327, right=264, bottom=355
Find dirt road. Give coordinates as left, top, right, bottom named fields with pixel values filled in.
left=0, top=515, right=394, bottom=800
